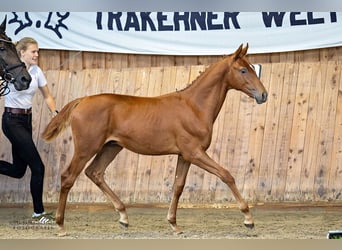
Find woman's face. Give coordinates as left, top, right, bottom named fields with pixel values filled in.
left=20, top=43, right=39, bottom=67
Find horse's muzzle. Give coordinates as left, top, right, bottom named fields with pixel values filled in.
left=13, top=74, right=32, bottom=91
left=255, top=92, right=268, bottom=104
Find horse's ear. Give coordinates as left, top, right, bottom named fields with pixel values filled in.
left=0, top=16, right=7, bottom=33
left=233, top=44, right=243, bottom=61
left=240, top=43, right=249, bottom=57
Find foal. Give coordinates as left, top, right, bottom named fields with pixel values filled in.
left=42, top=44, right=267, bottom=235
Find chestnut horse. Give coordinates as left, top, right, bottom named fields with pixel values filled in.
left=0, top=16, right=31, bottom=95
left=42, top=44, right=268, bottom=236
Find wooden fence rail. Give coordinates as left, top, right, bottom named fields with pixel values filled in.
left=0, top=61, right=341, bottom=204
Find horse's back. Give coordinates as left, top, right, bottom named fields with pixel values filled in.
left=71, top=93, right=186, bottom=154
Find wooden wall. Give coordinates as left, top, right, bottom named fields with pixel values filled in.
left=37, top=47, right=342, bottom=71
left=0, top=47, right=341, bottom=205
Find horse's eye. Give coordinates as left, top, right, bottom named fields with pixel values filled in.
left=0, top=47, right=5, bottom=51
left=240, top=68, right=247, bottom=74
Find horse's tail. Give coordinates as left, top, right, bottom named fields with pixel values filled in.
left=42, top=97, right=84, bottom=141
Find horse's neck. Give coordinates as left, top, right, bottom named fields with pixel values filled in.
left=181, top=60, right=230, bottom=122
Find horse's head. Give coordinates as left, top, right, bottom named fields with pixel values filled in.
left=225, top=44, right=268, bottom=104
left=0, top=16, right=31, bottom=92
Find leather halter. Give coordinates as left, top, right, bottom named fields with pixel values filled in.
left=0, top=37, right=27, bottom=96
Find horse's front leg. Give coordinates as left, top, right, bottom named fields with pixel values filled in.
left=167, top=155, right=190, bottom=234
left=190, top=149, right=254, bottom=229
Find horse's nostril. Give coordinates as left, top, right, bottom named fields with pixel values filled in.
left=262, top=92, right=268, bottom=102
left=22, top=76, right=31, bottom=83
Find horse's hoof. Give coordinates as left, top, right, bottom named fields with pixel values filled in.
left=119, top=221, right=129, bottom=229
left=173, top=230, right=184, bottom=235
left=244, top=223, right=255, bottom=229
left=57, top=230, right=68, bottom=237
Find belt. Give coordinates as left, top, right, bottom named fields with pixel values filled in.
left=5, top=107, right=32, bottom=114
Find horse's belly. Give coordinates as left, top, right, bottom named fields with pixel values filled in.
left=110, top=134, right=180, bottom=155
left=123, top=142, right=179, bottom=155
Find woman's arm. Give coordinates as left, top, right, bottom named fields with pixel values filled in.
left=39, top=85, right=58, bottom=115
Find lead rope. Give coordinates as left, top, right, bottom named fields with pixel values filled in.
left=0, top=78, right=10, bottom=97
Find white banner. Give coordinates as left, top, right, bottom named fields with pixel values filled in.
left=1, top=12, right=341, bottom=55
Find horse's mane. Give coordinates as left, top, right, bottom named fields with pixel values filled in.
left=177, top=55, right=228, bottom=92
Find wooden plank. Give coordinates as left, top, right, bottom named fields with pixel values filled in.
left=173, top=65, right=191, bottom=92
left=328, top=64, right=342, bottom=200
left=284, top=63, right=312, bottom=200
left=82, top=52, right=106, bottom=68
left=133, top=67, right=150, bottom=96
left=254, top=63, right=284, bottom=201
left=85, top=69, right=101, bottom=96
left=128, top=54, right=152, bottom=68
left=312, top=63, right=340, bottom=200
left=175, top=56, right=199, bottom=67
left=94, top=68, right=112, bottom=94
left=270, top=62, right=299, bottom=201
left=299, top=63, right=325, bottom=201
left=39, top=50, right=61, bottom=70
left=105, top=53, right=129, bottom=69
left=159, top=66, right=177, bottom=95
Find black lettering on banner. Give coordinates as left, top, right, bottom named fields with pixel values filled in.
left=97, top=12, right=338, bottom=31
left=124, top=12, right=140, bottom=31
left=157, top=12, right=173, bottom=31
left=96, top=12, right=102, bottom=29
left=330, top=12, right=337, bottom=22
left=307, top=12, right=324, bottom=24
left=262, top=12, right=286, bottom=27
left=140, top=12, right=156, bottom=31
left=190, top=12, right=207, bottom=30
left=174, top=12, right=190, bottom=31
left=108, top=12, right=123, bottom=31
left=263, top=12, right=338, bottom=28
left=207, top=12, right=223, bottom=30
left=223, top=12, right=241, bottom=29
left=290, top=12, right=307, bottom=26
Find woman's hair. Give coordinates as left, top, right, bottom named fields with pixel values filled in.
left=15, top=37, right=38, bottom=57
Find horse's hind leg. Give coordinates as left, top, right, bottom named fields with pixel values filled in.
left=167, top=155, right=190, bottom=234
left=84, top=142, right=129, bottom=227
left=56, top=155, right=91, bottom=236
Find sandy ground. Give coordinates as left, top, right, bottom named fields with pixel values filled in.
left=0, top=203, right=341, bottom=239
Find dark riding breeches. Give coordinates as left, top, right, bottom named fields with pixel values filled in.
left=0, top=111, right=45, bottom=214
